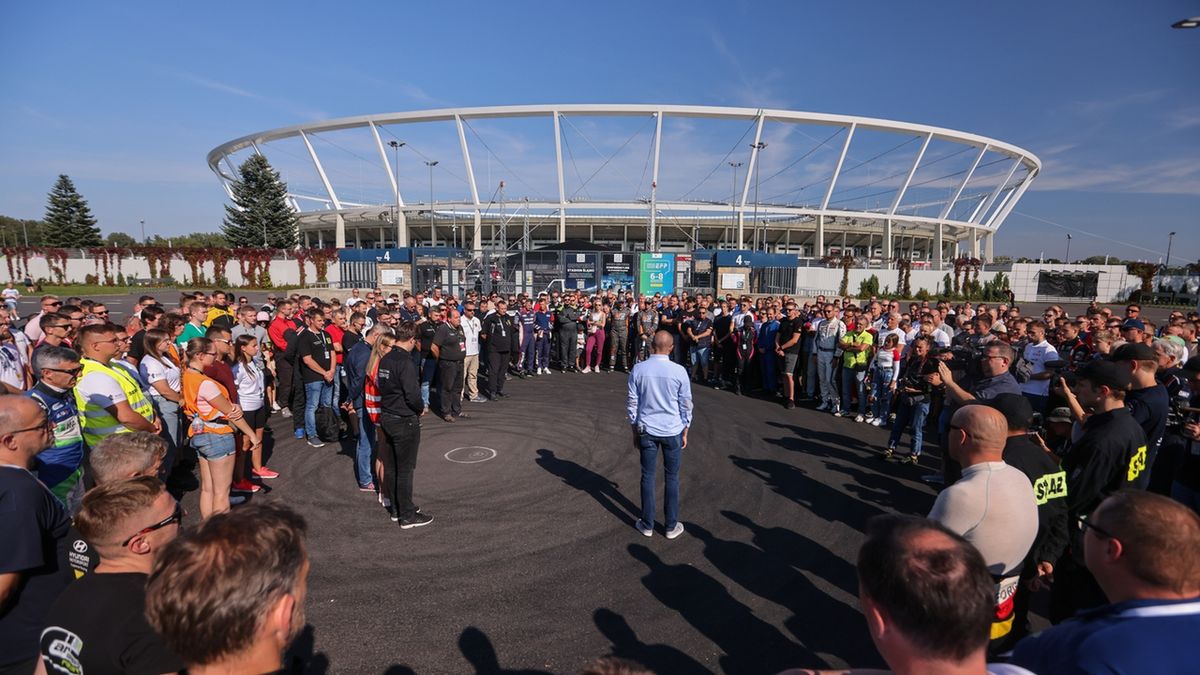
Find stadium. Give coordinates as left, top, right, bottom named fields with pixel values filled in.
left=207, top=104, right=1040, bottom=266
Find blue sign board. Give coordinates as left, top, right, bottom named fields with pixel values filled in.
left=338, top=248, right=413, bottom=263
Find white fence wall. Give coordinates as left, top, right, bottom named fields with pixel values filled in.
left=8, top=256, right=337, bottom=288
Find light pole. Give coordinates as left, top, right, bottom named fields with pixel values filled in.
left=1166, top=231, right=1177, bottom=269
left=751, top=142, right=767, bottom=250
left=728, top=161, right=742, bottom=248
left=425, top=160, right=438, bottom=246
left=388, top=140, right=405, bottom=247
left=1065, top=233, right=1072, bottom=264
left=139, top=219, right=145, bottom=244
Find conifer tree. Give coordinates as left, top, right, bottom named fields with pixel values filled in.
left=222, top=154, right=298, bottom=248
left=43, top=174, right=101, bottom=247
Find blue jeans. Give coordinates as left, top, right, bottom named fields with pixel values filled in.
left=888, top=395, right=931, bottom=456
left=840, top=368, right=868, bottom=415
left=304, top=380, right=333, bottom=440
left=354, top=406, right=376, bottom=488
left=870, top=370, right=894, bottom=419
left=689, top=346, right=710, bottom=379
left=638, top=432, right=682, bottom=529
left=152, top=395, right=180, bottom=479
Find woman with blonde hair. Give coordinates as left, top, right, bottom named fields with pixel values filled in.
left=182, top=337, right=260, bottom=518
left=364, top=331, right=397, bottom=516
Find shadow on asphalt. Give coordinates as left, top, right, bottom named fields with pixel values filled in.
left=458, top=627, right=552, bottom=675
left=593, top=607, right=709, bottom=675
left=534, top=448, right=640, bottom=526
left=729, top=455, right=886, bottom=534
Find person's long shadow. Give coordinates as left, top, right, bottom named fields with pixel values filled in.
left=628, top=543, right=811, bottom=675
left=535, top=449, right=639, bottom=526
left=593, top=607, right=709, bottom=675
left=459, top=626, right=552, bottom=675
left=730, top=455, right=885, bottom=534
left=721, top=510, right=859, bottom=598
left=820, top=460, right=934, bottom=515
left=686, top=521, right=879, bottom=668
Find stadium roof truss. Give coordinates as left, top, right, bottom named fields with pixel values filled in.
left=208, top=104, right=1040, bottom=262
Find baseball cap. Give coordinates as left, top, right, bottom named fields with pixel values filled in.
left=1110, top=342, right=1156, bottom=362
left=1075, top=359, right=1132, bottom=391
left=256, top=311, right=270, bottom=322
left=990, top=323, right=1008, bottom=334
left=987, top=393, right=1034, bottom=430
left=1045, top=407, right=1073, bottom=424
left=1120, top=318, right=1145, bottom=332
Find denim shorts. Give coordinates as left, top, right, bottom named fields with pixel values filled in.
left=191, top=432, right=236, bottom=460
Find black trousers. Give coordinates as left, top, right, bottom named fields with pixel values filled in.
left=557, top=329, right=576, bottom=368
left=438, top=359, right=464, bottom=416
left=487, top=351, right=508, bottom=396
left=378, top=413, right=421, bottom=520
left=277, top=357, right=294, bottom=410
left=289, top=359, right=306, bottom=430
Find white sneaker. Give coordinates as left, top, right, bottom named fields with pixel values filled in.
left=635, top=519, right=653, bottom=537
left=665, top=522, right=685, bottom=540
left=831, top=407, right=841, bottom=416
left=815, top=401, right=829, bottom=412
left=871, top=418, right=884, bottom=427
left=581, top=367, right=591, bottom=373
left=854, top=415, right=864, bottom=423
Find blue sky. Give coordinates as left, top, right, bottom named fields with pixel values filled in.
left=1, top=1, right=1197, bottom=261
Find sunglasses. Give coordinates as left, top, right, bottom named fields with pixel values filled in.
left=44, top=301, right=62, bottom=307
left=121, top=502, right=185, bottom=547
left=6, top=418, right=54, bottom=436
left=45, top=366, right=83, bottom=377
left=1076, top=515, right=1116, bottom=540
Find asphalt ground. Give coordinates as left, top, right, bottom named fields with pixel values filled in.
left=7, top=289, right=1088, bottom=673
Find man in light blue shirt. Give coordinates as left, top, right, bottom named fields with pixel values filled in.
left=627, top=330, right=693, bottom=539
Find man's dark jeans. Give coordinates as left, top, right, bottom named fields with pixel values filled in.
left=379, top=413, right=421, bottom=520
left=487, top=350, right=508, bottom=397
left=638, top=432, right=682, bottom=529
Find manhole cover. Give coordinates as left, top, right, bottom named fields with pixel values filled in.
left=445, top=446, right=498, bottom=464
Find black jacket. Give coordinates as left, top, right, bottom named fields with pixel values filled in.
left=481, top=312, right=513, bottom=353
left=376, top=348, right=423, bottom=416
left=1003, top=435, right=1069, bottom=567
left=1062, top=407, right=1147, bottom=561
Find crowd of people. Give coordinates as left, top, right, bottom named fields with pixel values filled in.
left=2, top=282, right=1199, bottom=674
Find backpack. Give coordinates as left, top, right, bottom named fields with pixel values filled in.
left=315, top=405, right=340, bottom=442
left=1013, top=344, right=1034, bottom=383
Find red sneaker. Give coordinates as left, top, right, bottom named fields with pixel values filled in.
left=252, top=467, right=280, bottom=479
left=231, top=479, right=261, bottom=494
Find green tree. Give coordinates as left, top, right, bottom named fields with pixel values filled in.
left=105, top=232, right=137, bottom=247
left=0, top=215, right=46, bottom=246
left=222, top=154, right=298, bottom=248
left=43, top=175, right=101, bottom=247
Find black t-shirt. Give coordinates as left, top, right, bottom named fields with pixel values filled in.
left=777, top=317, right=802, bottom=354
left=66, top=525, right=99, bottom=579
left=1126, top=384, right=1169, bottom=468
left=482, top=313, right=511, bottom=353
left=659, top=307, right=681, bottom=335
left=434, top=323, right=466, bottom=361
left=39, top=572, right=184, bottom=675
left=0, top=466, right=73, bottom=667
left=128, top=329, right=148, bottom=363
left=418, top=321, right=439, bottom=358
left=342, top=330, right=362, bottom=355
left=690, top=318, right=714, bottom=348
left=296, top=329, right=333, bottom=383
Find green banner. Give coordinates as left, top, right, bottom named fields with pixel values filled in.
left=638, top=253, right=675, bottom=295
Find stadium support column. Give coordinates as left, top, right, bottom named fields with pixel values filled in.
left=984, top=231, right=994, bottom=262
left=473, top=209, right=482, bottom=251
left=971, top=228, right=980, bottom=259
left=816, top=215, right=825, bottom=258
left=739, top=112, right=766, bottom=250
left=935, top=223, right=944, bottom=270
left=553, top=111, right=567, bottom=243
left=335, top=213, right=345, bottom=248
left=883, top=219, right=893, bottom=267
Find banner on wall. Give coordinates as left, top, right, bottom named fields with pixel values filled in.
left=565, top=253, right=598, bottom=291
left=601, top=253, right=635, bottom=292
left=638, top=253, right=675, bottom=295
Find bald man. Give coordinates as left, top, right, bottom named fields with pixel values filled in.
left=930, top=403, right=1039, bottom=653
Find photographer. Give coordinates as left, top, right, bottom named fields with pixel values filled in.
left=884, top=335, right=940, bottom=464
left=935, top=341, right=1023, bottom=484
left=1110, top=342, right=1169, bottom=491
left=1051, top=360, right=1148, bottom=622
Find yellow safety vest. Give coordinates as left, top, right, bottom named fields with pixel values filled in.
left=74, top=357, right=156, bottom=448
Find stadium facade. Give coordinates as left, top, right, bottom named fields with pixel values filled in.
left=207, top=104, right=1039, bottom=268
